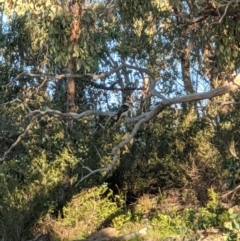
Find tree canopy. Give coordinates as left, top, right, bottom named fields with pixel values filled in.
left=1, top=0, right=240, bottom=240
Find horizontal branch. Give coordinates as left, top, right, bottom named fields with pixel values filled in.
left=28, top=109, right=116, bottom=119
left=129, top=78, right=240, bottom=123
left=0, top=108, right=116, bottom=162
left=2, top=74, right=240, bottom=183
left=5, top=63, right=154, bottom=83
left=90, top=81, right=142, bottom=91
left=213, top=101, right=240, bottom=105
left=2, top=64, right=153, bottom=93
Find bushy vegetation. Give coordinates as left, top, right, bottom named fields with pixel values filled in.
left=1, top=84, right=240, bottom=240
left=2, top=0, right=240, bottom=240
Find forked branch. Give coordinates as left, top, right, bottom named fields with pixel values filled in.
left=1, top=72, right=240, bottom=184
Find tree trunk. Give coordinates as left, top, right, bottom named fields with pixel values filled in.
left=181, top=40, right=194, bottom=94
left=66, top=60, right=76, bottom=114
left=66, top=0, right=82, bottom=130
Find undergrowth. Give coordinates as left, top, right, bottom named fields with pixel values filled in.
left=29, top=186, right=240, bottom=241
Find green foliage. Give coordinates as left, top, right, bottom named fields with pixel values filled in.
left=2, top=0, right=240, bottom=240
left=151, top=212, right=189, bottom=238
left=215, top=18, right=240, bottom=71
left=36, top=184, right=132, bottom=240
left=222, top=208, right=240, bottom=241
left=0, top=147, right=80, bottom=240
left=109, top=110, right=223, bottom=205
left=140, top=191, right=240, bottom=240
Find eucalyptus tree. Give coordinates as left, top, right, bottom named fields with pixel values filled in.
left=1, top=0, right=240, bottom=189
left=1, top=0, right=240, bottom=239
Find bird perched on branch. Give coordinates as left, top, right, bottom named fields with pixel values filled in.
left=115, top=101, right=133, bottom=123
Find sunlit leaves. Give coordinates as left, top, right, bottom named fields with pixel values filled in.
left=3, top=0, right=105, bottom=73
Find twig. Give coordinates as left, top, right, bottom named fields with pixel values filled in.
left=221, top=184, right=240, bottom=199
left=0, top=98, right=22, bottom=106
left=219, top=0, right=233, bottom=23
left=75, top=166, right=111, bottom=186
left=93, top=144, right=103, bottom=161
left=37, top=76, right=49, bottom=89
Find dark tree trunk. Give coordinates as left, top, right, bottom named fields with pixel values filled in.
left=65, top=0, right=82, bottom=130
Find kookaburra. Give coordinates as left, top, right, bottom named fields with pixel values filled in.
left=115, top=101, right=133, bottom=122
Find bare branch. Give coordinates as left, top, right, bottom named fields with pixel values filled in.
left=150, top=90, right=167, bottom=100
left=219, top=0, right=233, bottom=23
left=3, top=73, right=240, bottom=184
left=4, top=64, right=155, bottom=82
left=75, top=166, right=111, bottom=186
left=28, top=108, right=116, bottom=119
left=212, top=101, right=240, bottom=105
left=229, top=141, right=238, bottom=159
left=82, top=75, right=240, bottom=181
left=110, top=116, right=151, bottom=171
left=37, top=76, right=49, bottom=89
left=74, top=74, right=240, bottom=184
left=0, top=98, right=22, bottom=106
left=0, top=114, right=41, bottom=162
left=222, top=184, right=240, bottom=199
left=1, top=64, right=154, bottom=94
left=129, top=77, right=240, bottom=123
left=0, top=106, right=116, bottom=162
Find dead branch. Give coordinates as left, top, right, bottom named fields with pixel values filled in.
left=2, top=63, right=154, bottom=83
left=0, top=107, right=116, bottom=162
left=0, top=114, right=41, bottom=163
left=2, top=72, right=240, bottom=183
left=75, top=166, right=111, bottom=186
left=78, top=74, right=240, bottom=183
left=219, top=0, right=233, bottom=23
left=28, top=109, right=116, bottom=119
left=222, top=184, right=240, bottom=199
